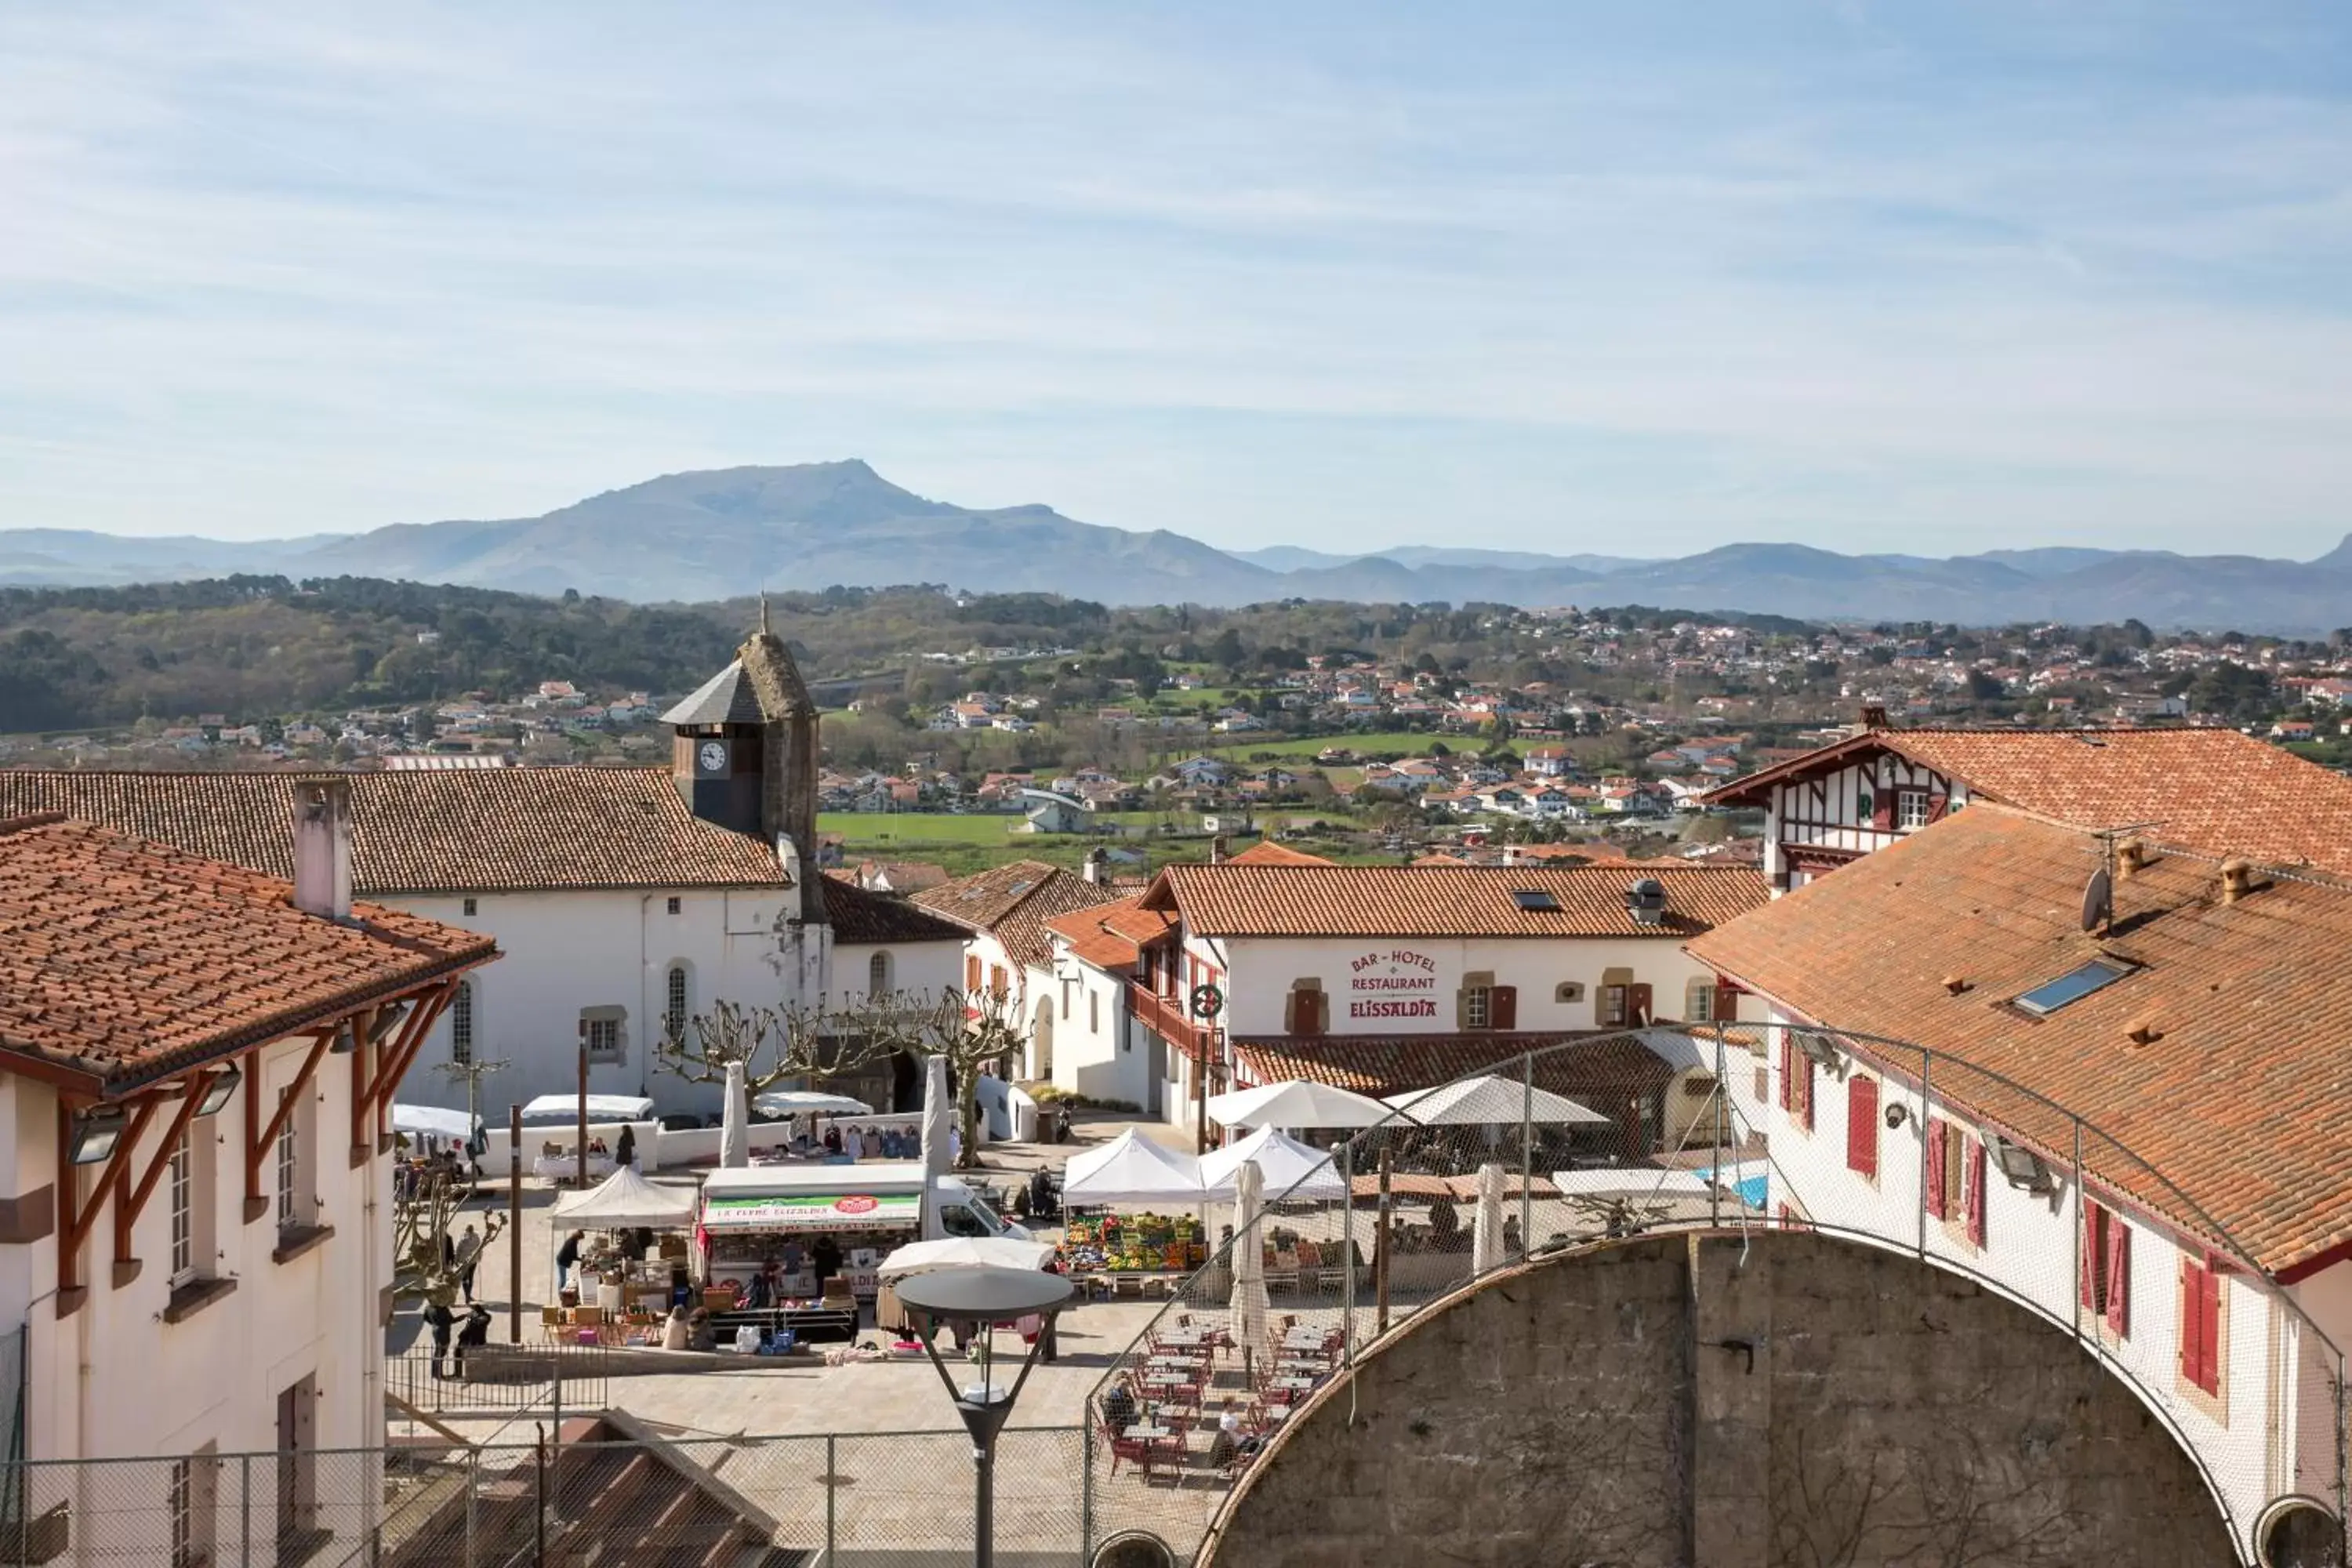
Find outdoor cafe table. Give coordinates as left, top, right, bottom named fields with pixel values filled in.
left=1276, top=1358, right=1324, bottom=1374
left=1124, top=1425, right=1174, bottom=1441
left=1272, top=1375, right=1319, bottom=1392
left=1158, top=1330, right=1210, bottom=1348
left=1143, top=1373, right=1193, bottom=1391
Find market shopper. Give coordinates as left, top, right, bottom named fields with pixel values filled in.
left=424, top=1299, right=456, bottom=1380
left=811, top=1233, right=842, bottom=1297
left=556, top=1229, right=585, bottom=1291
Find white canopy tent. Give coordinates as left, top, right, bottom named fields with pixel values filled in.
left=1199, top=1127, right=1349, bottom=1203
left=550, top=1165, right=699, bottom=1229
left=521, top=1093, right=656, bottom=1123
left=1060, top=1128, right=1209, bottom=1205
left=1381, top=1076, right=1610, bottom=1127
left=877, top=1236, right=1056, bottom=1283
left=391, top=1104, right=477, bottom=1141
left=1206, top=1080, right=1392, bottom=1131
left=754, top=1090, right=873, bottom=1117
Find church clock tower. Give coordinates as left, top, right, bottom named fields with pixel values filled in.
left=659, top=601, right=827, bottom=924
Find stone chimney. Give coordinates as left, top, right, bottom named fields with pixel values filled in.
left=1210, top=835, right=1229, bottom=865
left=292, top=778, right=354, bottom=920
left=1082, top=848, right=1109, bottom=885
left=2115, top=837, right=2149, bottom=879
left=2220, top=858, right=2254, bottom=906
left=1859, top=702, right=1889, bottom=731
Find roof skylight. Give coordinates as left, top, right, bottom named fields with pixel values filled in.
left=2013, top=957, right=2136, bottom=1017
left=1511, top=889, right=1562, bottom=912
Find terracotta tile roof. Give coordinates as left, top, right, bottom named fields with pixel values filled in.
left=1232, top=1032, right=1675, bottom=1100
left=1142, top=862, right=1766, bottom=939
left=1686, top=804, right=2352, bottom=1278
left=0, top=769, right=786, bottom=894
left=1226, top=841, right=1334, bottom=866
left=0, top=814, right=495, bottom=1092
left=909, top=860, right=1123, bottom=969
left=1706, top=726, right=2352, bottom=875
left=1043, top=895, right=1178, bottom=973
left=818, top=879, right=969, bottom=946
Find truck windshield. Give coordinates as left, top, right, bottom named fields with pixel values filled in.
left=964, top=1190, right=1009, bottom=1235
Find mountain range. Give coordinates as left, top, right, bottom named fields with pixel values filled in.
left=5, top=460, right=2348, bottom=632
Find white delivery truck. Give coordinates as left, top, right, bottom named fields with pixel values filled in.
left=698, top=1163, right=1031, bottom=1301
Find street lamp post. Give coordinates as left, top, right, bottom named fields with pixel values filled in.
left=894, top=1267, right=1076, bottom=1568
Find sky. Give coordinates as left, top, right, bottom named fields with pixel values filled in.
left=3, top=2, right=2351, bottom=559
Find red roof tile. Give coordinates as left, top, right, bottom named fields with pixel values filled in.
left=1142, top=862, right=1766, bottom=939
left=0, top=815, right=495, bottom=1091
left=0, top=769, right=786, bottom=893
left=1686, top=805, right=2352, bottom=1277
left=1706, top=727, right=2352, bottom=876
left=1226, top=841, right=1334, bottom=866
left=909, top=860, right=1123, bottom=968
left=1043, top=896, right=1178, bottom=973
left=1232, top=1032, right=1675, bottom=1099
left=818, top=879, right=969, bottom=946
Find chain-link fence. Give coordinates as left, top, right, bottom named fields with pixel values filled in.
left=0, top=1426, right=1086, bottom=1566
left=1081, top=1025, right=2350, bottom=1568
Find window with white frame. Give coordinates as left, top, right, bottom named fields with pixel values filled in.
left=1896, top=789, right=1932, bottom=829
left=1464, top=985, right=1493, bottom=1029
left=450, top=982, right=475, bottom=1066
left=1685, top=980, right=1715, bottom=1022
left=276, top=1094, right=300, bottom=1235
left=170, top=1447, right=218, bottom=1566
left=169, top=1132, right=195, bottom=1284
left=868, top=950, right=891, bottom=997
left=583, top=1009, right=625, bottom=1065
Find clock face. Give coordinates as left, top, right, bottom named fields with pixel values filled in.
left=698, top=741, right=729, bottom=775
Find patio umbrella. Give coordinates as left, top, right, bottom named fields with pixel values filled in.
left=719, top=1060, right=749, bottom=1169
left=1470, top=1161, right=1509, bottom=1275
left=920, top=1054, right=953, bottom=1181
left=1381, top=1075, right=1610, bottom=1127
left=1227, top=1159, right=1271, bottom=1373
left=877, top=1235, right=1057, bottom=1282
left=1206, top=1080, right=1392, bottom=1131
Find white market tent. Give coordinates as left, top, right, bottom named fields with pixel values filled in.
left=1061, top=1128, right=1209, bottom=1206
left=521, top=1093, right=656, bottom=1123
left=550, top=1164, right=699, bottom=1229
left=391, top=1104, right=477, bottom=1141
left=1199, top=1127, right=1350, bottom=1203
left=1205, top=1080, right=1392, bottom=1131
left=753, top=1090, right=873, bottom=1117
left=877, top=1236, right=1057, bottom=1283
left=1381, top=1076, right=1610, bottom=1127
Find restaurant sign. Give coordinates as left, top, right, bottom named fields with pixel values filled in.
left=702, top=1191, right=923, bottom=1232
left=1348, top=946, right=1441, bottom=1022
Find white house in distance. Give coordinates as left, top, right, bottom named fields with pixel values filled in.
left=0, top=620, right=964, bottom=1120
left=1109, top=856, right=1767, bottom=1151
left=1703, top=713, right=2352, bottom=895
left=1040, top=895, right=1180, bottom=1116
left=0, top=789, right=495, bottom=1559
left=910, top=858, right=1124, bottom=1083
left=1687, top=803, right=2352, bottom=1557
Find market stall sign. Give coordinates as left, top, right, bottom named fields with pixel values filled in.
left=702, top=1191, right=922, bottom=1232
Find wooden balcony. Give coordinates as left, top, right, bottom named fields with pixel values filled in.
left=1128, top=983, right=1210, bottom=1060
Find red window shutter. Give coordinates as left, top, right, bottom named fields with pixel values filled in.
left=1627, top=983, right=1653, bottom=1025
left=1777, top=1042, right=1791, bottom=1112
left=1314, top=991, right=1330, bottom=1035
left=1846, top=1076, right=1878, bottom=1177
left=2180, top=1261, right=2210, bottom=1391
left=1711, top=983, right=1739, bottom=1023
left=1927, top=1119, right=1948, bottom=1218
left=1283, top=989, right=1301, bottom=1036
left=2192, top=1262, right=2222, bottom=1392
left=1869, top=788, right=1893, bottom=831
left=1489, top=985, right=1518, bottom=1030
left=2106, top=1218, right=2130, bottom=1337
left=2080, top=1205, right=2101, bottom=1310
left=964, top=954, right=982, bottom=993
left=1965, top=1138, right=1987, bottom=1247
left=1800, top=1055, right=1816, bottom=1131
left=1926, top=792, right=1950, bottom=822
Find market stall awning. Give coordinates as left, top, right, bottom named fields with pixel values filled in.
left=702, top=1189, right=923, bottom=1233
left=521, top=1093, right=655, bottom=1123
left=1061, top=1128, right=1209, bottom=1206
left=391, top=1104, right=477, bottom=1140
left=550, top=1165, right=699, bottom=1229
left=753, top=1090, right=873, bottom=1117
left=1200, top=1127, right=1349, bottom=1203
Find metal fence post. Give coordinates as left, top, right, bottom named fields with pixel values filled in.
left=1519, top=1051, right=1534, bottom=1262
left=240, top=1452, right=252, bottom=1565
left=465, top=1446, right=480, bottom=1568
left=1915, top=1051, right=1932, bottom=1260
left=2070, top=1117, right=2085, bottom=1349
left=826, top=1433, right=837, bottom=1564
left=1339, top=1140, right=1356, bottom=1367
left=1078, top=1423, right=1093, bottom=1563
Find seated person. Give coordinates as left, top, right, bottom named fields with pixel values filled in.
left=662, top=1304, right=691, bottom=1351
left=743, top=1267, right=774, bottom=1310
left=685, top=1308, right=717, bottom=1352
left=1102, top=1381, right=1138, bottom=1431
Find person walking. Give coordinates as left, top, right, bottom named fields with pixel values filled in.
left=1039, top=1252, right=1065, bottom=1363
left=424, top=1299, right=456, bottom=1380
left=556, top=1229, right=585, bottom=1293
left=811, top=1233, right=842, bottom=1298
left=458, top=1224, right=481, bottom=1305
left=615, top=1122, right=637, bottom=1170
left=454, top=1304, right=491, bottom=1377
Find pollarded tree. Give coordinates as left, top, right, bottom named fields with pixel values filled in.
left=655, top=997, right=898, bottom=1143
left=392, top=1160, right=506, bottom=1308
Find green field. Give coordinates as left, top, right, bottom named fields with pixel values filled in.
left=818, top=807, right=1373, bottom=877
left=1202, top=729, right=1450, bottom=760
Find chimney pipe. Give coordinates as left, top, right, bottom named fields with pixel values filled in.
left=1082, top=848, right=1108, bottom=885
left=2115, top=837, right=2148, bottom=879
left=2220, top=858, right=2253, bottom=906
left=1210, top=835, right=1228, bottom=865
left=292, top=778, right=354, bottom=920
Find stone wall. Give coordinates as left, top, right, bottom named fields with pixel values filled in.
left=1203, top=1230, right=2238, bottom=1568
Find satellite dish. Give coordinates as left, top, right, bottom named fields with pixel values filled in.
left=2081, top=867, right=2112, bottom=933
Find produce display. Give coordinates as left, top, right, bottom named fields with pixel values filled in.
left=1062, top=1211, right=1205, bottom=1273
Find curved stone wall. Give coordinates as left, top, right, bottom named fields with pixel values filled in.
left=1202, top=1230, right=2238, bottom=1568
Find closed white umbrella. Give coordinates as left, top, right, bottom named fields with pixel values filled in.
left=920, top=1054, right=953, bottom=1181
left=1471, top=1162, right=1509, bottom=1274
left=1207, top=1080, right=1392, bottom=1130
left=1227, top=1159, right=1271, bottom=1373
left=877, top=1236, right=1056, bottom=1282
left=719, top=1061, right=749, bottom=1169
left=1381, top=1075, right=1610, bottom=1127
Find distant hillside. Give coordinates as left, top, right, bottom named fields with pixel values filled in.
left=4, top=460, right=2348, bottom=631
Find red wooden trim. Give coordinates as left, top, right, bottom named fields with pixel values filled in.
left=2274, top=1235, right=2352, bottom=1285
left=114, top=1069, right=220, bottom=1268
left=368, top=984, right=456, bottom=1133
